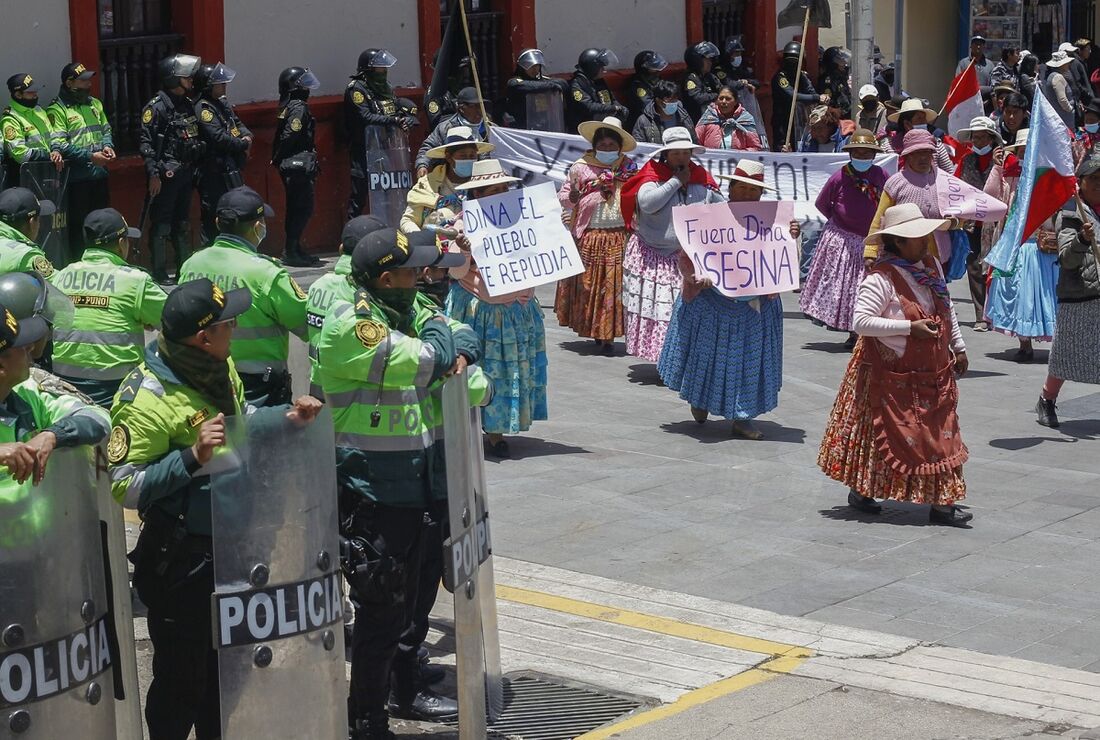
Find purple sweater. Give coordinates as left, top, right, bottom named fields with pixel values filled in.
left=815, top=165, right=889, bottom=236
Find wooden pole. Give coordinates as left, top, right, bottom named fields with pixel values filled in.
left=784, top=4, right=813, bottom=150
left=458, top=1, right=493, bottom=138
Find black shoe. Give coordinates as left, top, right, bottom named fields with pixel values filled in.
left=303, top=252, right=323, bottom=266
left=1036, top=396, right=1060, bottom=428
left=420, top=661, right=446, bottom=686
left=485, top=439, right=510, bottom=459
left=351, top=713, right=395, bottom=740
left=282, top=253, right=312, bottom=267
left=388, top=688, right=459, bottom=722
left=929, top=505, right=973, bottom=527
left=690, top=406, right=708, bottom=424
left=847, top=490, right=882, bottom=514
left=1013, top=347, right=1034, bottom=363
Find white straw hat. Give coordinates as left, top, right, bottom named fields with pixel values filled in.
left=955, top=115, right=1003, bottom=145
left=577, top=115, right=637, bottom=152
left=453, top=159, right=522, bottom=191
left=716, top=159, right=777, bottom=191
left=650, top=126, right=705, bottom=158
left=865, top=203, right=949, bottom=245
left=887, top=97, right=939, bottom=124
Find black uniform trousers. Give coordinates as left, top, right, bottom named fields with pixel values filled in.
left=198, top=170, right=242, bottom=245
left=346, top=501, right=424, bottom=720
left=347, top=174, right=370, bottom=222
left=396, top=499, right=448, bottom=673
left=149, top=166, right=195, bottom=279
left=66, top=177, right=110, bottom=265
left=280, top=170, right=316, bottom=248
left=239, top=370, right=293, bottom=408
left=132, top=534, right=220, bottom=740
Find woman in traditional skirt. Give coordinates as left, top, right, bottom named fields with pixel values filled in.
left=983, top=129, right=1060, bottom=361
left=556, top=116, right=638, bottom=355
left=800, top=128, right=887, bottom=348
left=658, top=160, right=790, bottom=440
left=618, top=126, right=723, bottom=361
left=447, top=160, right=548, bottom=458
left=818, top=203, right=973, bottom=526
left=1035, top=156, right=1100, bottom=428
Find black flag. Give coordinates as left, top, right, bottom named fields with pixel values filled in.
left=425, top=0, right=467, bottom=121
left=778, top=0, right=832, bottom=29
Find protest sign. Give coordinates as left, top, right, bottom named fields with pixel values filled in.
left=937, top=173, right=1008, bottom=223
left=673, top=201, right=800, bottom=298
left=463, top=181, right=584, bottom=296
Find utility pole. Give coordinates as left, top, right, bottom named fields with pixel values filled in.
left=894, top=0, right=905, bottom=96
left=850, top=0, right=875, bottom=100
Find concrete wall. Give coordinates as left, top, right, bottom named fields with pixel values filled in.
left=1, top=0, right=72, bottom=106
left=224, top=0, right=421, bottom=103
left=865, top=1, right=955, bottom=108
left=535, top=0, right=687, bottom=75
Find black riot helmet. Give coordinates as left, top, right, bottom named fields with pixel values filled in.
left=158, top=53, right=202, bottom=89
left=278, top=67, right=320, bottom=104
left=724, top=36, right=746, bottom=57
left=684, top=41, right=720, bottom=73
left=356, top=48, right=397, bottom=73
left=633, top=50, right=669, bottom=74
left=193, top=62, right=236, bottom=94
left=782, top=41, right=803, bottom=60
left=517, top=49, right=546, bottom=72
left=577, top=48, right=619, bottom=78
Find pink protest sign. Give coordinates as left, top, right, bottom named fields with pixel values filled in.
left=937, top=172, right=1008, bottom=223
left=672, top=201, right=800, bottom=298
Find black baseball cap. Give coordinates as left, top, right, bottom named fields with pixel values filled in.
left=215, top=187, right=274, bottom=226
left=352, top=228, right=463, bottom=279
left=84, top=208, right=140, bottom=246
left=161, top=278, right=252, bottom=341
left=340, top=215, right=387, bottom=251
left=62, top=62, right=96, bottom=82
left=6, top=73, right=40, bottom=95
left=0, top=302, right=48, bottom=353
left=0, top=188, right=56, bottom=224
left=970, top=35, right=986, bottom=44
left=457, top=87, right=482, bottom=106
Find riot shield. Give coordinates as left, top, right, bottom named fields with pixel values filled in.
left=737, top=89, right=770, bottom=150
left=210, top=407, right=345, bottom=739
left=365, top=125, right=412, bottom=228
left=0, top=448, right=118, bottom=739
left=20, top=162, right=70, bottom=268
left=525, top=89, right=565, bottom=133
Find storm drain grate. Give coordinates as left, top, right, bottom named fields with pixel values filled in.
left=477, top=673, right=649, bottom=740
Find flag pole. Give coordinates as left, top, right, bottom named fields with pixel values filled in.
left=458, top=0, right=493, bottom=138
left=784, top=3, right=813, bottom=151
left=937, top=58, right=975, bottom=118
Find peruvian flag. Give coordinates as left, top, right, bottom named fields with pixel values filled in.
left=943, top=61, right=984, bottom=138
left=985, top=91, right=1077, bottom=273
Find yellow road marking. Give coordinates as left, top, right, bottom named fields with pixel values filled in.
left=495, top=585, right=813, bottom=739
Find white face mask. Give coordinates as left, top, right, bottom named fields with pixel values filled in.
left=595, top=149, right=620, bottom=165
left=911, top=123, right=929, bottom=131
left=732, top=55, right=743, bottom=67
left=1087, top=122, right=1100, bottom=134
left=972, top=143, right=993, bottom=156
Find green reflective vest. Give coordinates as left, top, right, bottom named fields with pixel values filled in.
left=317, top=289, right=490, bottom=507
left=52, top=248, right=168, bottom=405
left=305, top=254, right=355, bottom=392
left=46, top=94, right=112, bottom=182
left=0, top=221, right=55, bottom=278
left=179, top=235, right=308, bottom=376
left=1, top=100, right=62, bottom=167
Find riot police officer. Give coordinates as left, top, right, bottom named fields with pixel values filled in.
left=345, top=49, right=417, bottom=221
left=771, top=41, right=826, bottom=150
left=2, top=73, right=65, bottom=189
left=51, top=208, right=167, bottom=407
left=715, top=36, right=757, bottom=91
left=0, top=187, right=56, bottom=277
left=819, top=47, right=853, bottom=119
left=425, top=54, right=476, bottom=129
left=273, top=66, right=323, bottom=267
left=504, top=48, right=569, bottom=131
left=681, top=41, right=722, bottom=122
left=139, top=54, right=205, bottom=285
left=566, top=48, right=628, bottom=131
left=193, top=62, right=252, bottom=245
left=178, top=187, right=308, bottom=407
left=625, top=50, right=669, bottom=129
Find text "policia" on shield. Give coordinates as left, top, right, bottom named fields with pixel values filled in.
left=213, top=571, right=343, bottom=649
left=0, top=616, right=112, bottom=708
left=442, top=512, right=491, bottom=591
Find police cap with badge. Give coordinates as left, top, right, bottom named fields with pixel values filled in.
left=162, top=278, right=252, bottom=341
left=6, top=73, right=41, bottom=95
left=215, top=186, right=274, bottom=226
left=351, top=228, right=464, bottom=282
left=0, top=187, right=56, bottom=224
left=84, top=208, right=141, bottom=247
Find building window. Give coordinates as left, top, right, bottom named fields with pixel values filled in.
left=98, top=0, right=183, bottom=153
left=703, top=0, right=746, bottom=48
left=439, top=0, right=504, bottom=99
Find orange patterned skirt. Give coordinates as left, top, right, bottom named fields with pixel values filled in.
left=555, top=227, right=627, bottom=342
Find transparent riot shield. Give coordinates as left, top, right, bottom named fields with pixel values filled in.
left=0, top=448, right=118, bottom=739
left=525, top=89, right=565, bottom=133
left=365, top=125, right=412, bottom=228
left=737, top=89, right=770, bottom=150
left=210, top=407, right=345, bottom=739
left=20, top=162, right=70, bottom=268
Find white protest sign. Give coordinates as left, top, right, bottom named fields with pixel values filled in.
left=673, top=201, right=800, bottom=297
left=463, top=181, right=584, bottom=296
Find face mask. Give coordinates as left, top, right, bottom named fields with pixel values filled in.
left=253, top=221, right=267, bottom=246
left=972, top=144, right=992, bottom=156
left=595, top=149, right=620, bottom=164
left=732, top=56, right=743, bottom=67
left=373, top=287, right=417, bottom=315
left=20, top=95, right=38, bottom=107
left=1086, top=122, right=1100, bottom=134
left=453, top=159, right=475, bottom=178
left=663, top=101, right=681, bottom=116
left=911, top=123, right=928, bottom=131
left=849, top=157, right=875, bottom=172
left=218, top=94, right=230, bottom=106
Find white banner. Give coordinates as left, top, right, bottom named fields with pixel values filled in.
left=462, top=181, right=584, bottom=296
left=488, top=126, right=899, bottom=234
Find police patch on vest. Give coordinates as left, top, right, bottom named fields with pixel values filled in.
left=573, top=89, right=584, bottom=101
left=188, top=408, right=210, bottom=427
left=637, top=88, right=647, bottom=98
left=779, top=76, right=790, bottom=88
left=0, top=614, right=112, bottom=710
left=355, top=320, right=387, bottom=348
left=427, top=100, right=439, bottom=114
left=32, top=256, right=54, bottom=277
left=598, top=90, right=611, bottom=103
left=686, top=79, right=697, bottom=91
left=70, top=294, right=111, bottom=309
left=381, top=100, right=396, bottom=115
left=142, top=108, right=153, bottom=124
left=230, top=126, right=240, bottom=137
left=290, top=118, right=302, bottom=132
left=2, top=125, right=17, bottom=141
left=352, top=90, right=365, bottom=105
left=290, top=278, right=307, bottom=300
left=214, top=571, right=343, bottom=648
left=306, top=311, right=324, bottom=328
left=107, top=424, right=130, bottom=464
left=200, top=108, right=214, bottom=123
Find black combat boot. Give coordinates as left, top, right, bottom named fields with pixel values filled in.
left=351, top=712, right=395, bottom=740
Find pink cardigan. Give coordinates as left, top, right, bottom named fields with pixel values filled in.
left=558, top=159, right=628, bottom=238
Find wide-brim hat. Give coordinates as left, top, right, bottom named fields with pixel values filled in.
left=865, top=203, right=949, bottom=245
left=425, top=125, right=495, bottom=159
left=1004, top=128, right=1029, bottom=150
left=1047, top=51, right=1074, bottom=68
left=717, top=159, right=776, bottom=191
left=991, top=81, right=1018, bottom=96
left=887, top=97, right=938, bottom=123
left=842, top=128, right=882, bottom=152
left=955, top=116, right=1003, bottom=145
left=454, top=159, right=522, bottom=191
left=578, top=115, right=637, bottom=152
left=898, top=129, right=938, bottom=157
left=650, top=126, right=705, bottom=158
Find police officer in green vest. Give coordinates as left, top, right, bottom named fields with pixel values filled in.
left=179, top=186, right=308, bottom=406
left=47, top=62, right=116, bottom=266
left=2, top=73, right=65, bottom=189
left=306, top=215, right=386, bottom=398
left=0, top=187, right=56, bottom=278
left=51, top=208, right=167, bottom=407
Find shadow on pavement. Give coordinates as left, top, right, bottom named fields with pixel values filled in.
left=957, top=369, right=1009, bottom=380
left=626, top=363, right=664, bottom=386
left=984, top=348, right=1050, bottom=365
left=801, top=340, right=854, bottom=354
left=484, top=436, right=591, bottom=462
left=989, top=419, right=1100, bottom=449
left=660, top=419, right=806, bottom=444
left=819, top=502, right=973, bottom=529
